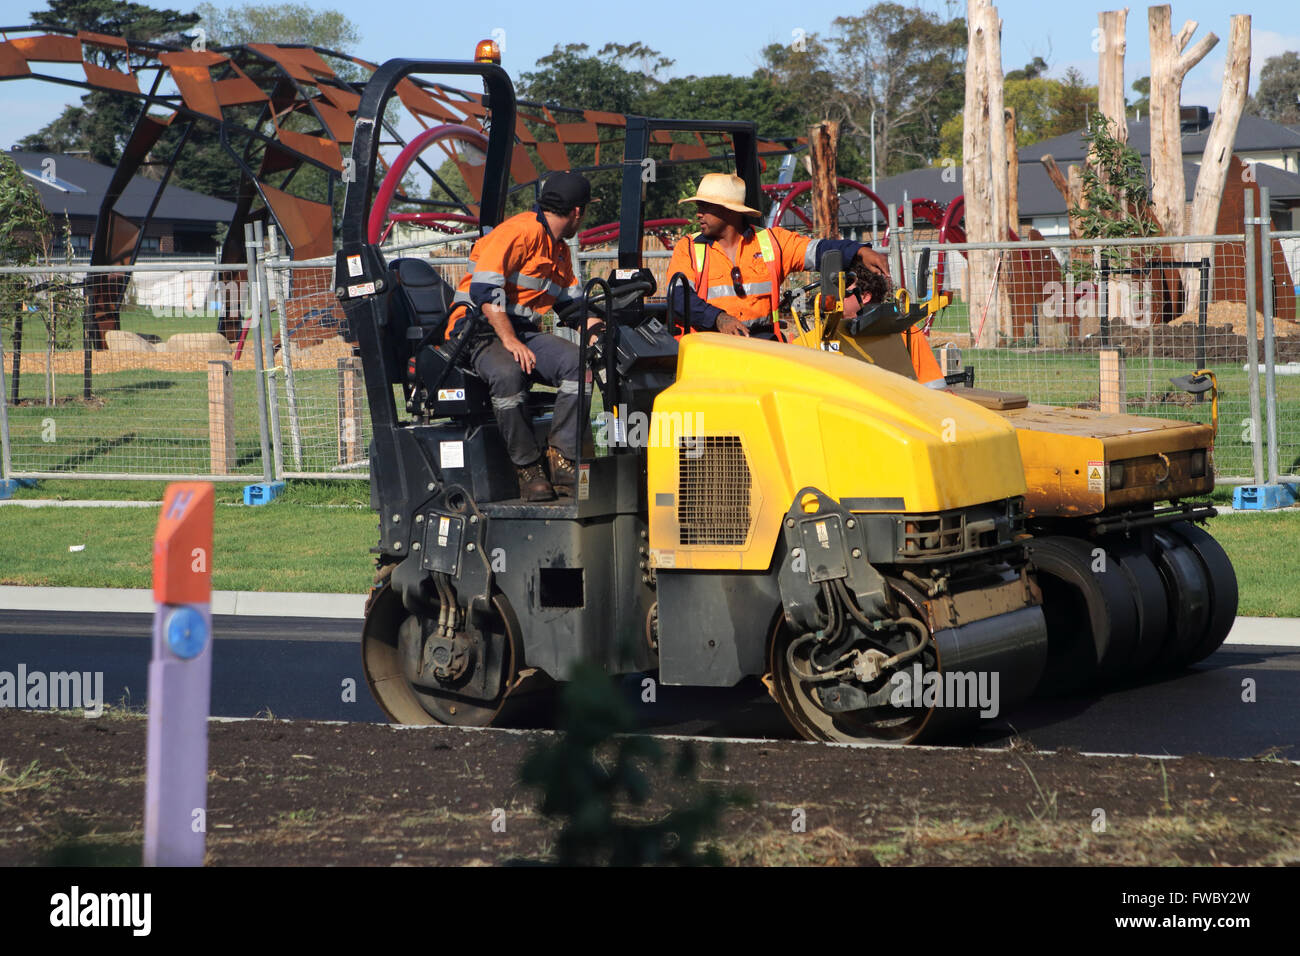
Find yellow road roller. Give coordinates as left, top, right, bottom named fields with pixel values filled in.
left=337, top=61, right=1052, bottom=743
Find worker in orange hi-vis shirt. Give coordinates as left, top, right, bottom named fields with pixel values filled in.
left=444, top=171, right=592, bottom=502
left=666, top=173, right=891, bottom=340
left=841, top=263, right=946, bottom=387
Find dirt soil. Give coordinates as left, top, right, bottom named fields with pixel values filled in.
left=2, top=710, right=1297, bottom=867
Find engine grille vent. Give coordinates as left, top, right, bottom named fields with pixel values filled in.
left=677, top=435, right=751, bottom=546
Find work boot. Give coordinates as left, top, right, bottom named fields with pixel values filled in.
left=547, top=446, right=577, bottom=497
left=517, top=460, right=555, bottom=502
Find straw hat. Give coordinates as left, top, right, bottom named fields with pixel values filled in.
left=678, top=173, right=761, bottom=217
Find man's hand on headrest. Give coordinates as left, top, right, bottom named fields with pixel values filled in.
left=857, top=246, right=890, bottom=276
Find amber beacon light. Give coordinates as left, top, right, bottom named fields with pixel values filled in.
left=475, top=39, right=501, bottom=64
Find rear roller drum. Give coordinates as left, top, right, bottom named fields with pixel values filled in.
left=1163, top=521, right=1237, bottom=666
left=361, top=572, right=522, bottom=726
left=1025, top=536, right=1141, bottom=693
left=1149, top=528, right=1212, bottom=671
left=1105, top=542, right=1169, bottom=678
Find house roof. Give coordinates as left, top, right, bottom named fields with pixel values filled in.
left=4, top=150, right=234, bottom=227
left=1016, top=114, right=1300, bottom=164
left=836, top=155, right=1300, bottom=226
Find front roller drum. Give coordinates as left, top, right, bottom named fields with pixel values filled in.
left=766, top=592, right=1047, bottom=745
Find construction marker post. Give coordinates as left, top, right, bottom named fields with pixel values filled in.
left=144, top=482, right=215, bottom=867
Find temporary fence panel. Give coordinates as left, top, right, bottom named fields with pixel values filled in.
left=0, top=263, right=269, bottom=481
left=918, top=233, right=1266, bottom=483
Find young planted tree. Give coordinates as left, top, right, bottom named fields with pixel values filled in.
left=0, top=156, right=52, bottom=406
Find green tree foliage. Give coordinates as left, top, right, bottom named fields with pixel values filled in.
left=193, top=2, right=360, bottom=49
left=821, top=3, right=967, bottom=175
left=20, top=1, right=199, bottom=167
left=938, top=69, right=1101, bottom=162
left=519, top=661, right=748, bottom=866
left=1250, top=51, right=1300, bottom=126
left=1130, top=76, right=1150, bottom=117
left=1069, top=114, right=1158, bottom=278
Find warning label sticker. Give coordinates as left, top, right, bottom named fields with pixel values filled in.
left=346, top=254, right=363, bottom=277
left=439, top=440, right=465, bottom=469
left=650, top=549, right=675, bottom=569
left=1087, top=460, right=1105, bottom=493
left=577, top=464, right=591, bottom=501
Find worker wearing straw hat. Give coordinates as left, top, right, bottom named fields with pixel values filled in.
left=666, top=172, right=889, bottom=338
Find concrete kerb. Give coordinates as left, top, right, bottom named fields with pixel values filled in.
left=0, top=587, right=1297, bottom=646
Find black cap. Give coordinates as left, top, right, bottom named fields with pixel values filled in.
left=538, top=170, right=592, bottom=209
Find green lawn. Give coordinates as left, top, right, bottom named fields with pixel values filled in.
left=1, top=481, right=1296, bottom=616
left=0, top=497, right=377, bottom=593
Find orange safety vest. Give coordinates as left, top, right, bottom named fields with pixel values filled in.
left=686, top=229, right=786, bottom=342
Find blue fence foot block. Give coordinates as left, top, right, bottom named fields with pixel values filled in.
left=242, top=481, right=286, bottom=506
left=1232, top=483, right=1298, bottom=510
left=0, top=479, right=18, bottom=500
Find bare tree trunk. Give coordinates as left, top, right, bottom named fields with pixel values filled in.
left=1148, top=4, right=1218, bottom=238
left=1186, top=14, right=1251, bottom=306
left=1098, top=10, right=1132, bottom=327
left=964, top=0, right=996, bottom=347
left=1097, top=10, right=1129, bottom=144
left=808, top=120, right=841, bottom=240
left=985, top=5, right=1012, bottom=339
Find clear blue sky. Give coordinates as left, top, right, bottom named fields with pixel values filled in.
left=0, top=0, right=1294, bottom=149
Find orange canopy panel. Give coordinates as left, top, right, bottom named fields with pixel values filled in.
left=83, top=60, right=139, bottom=94
left=167, top=64, right=222, bottom=119
left=510, top=145, right=538, bottom=186
left=77, top=30, right=129, bottom=51
left=318, top=84, right=361, bottom=113
left=0, top=42, right=33, bottom=78
left=312, top=99, right=355, bottom=143
left=554, top=122, right=598, bottom=144
left=247, top=44, right=336, bottom=84
left=534, top=141, right=570, bottom=172
left=276, top=127, right=344, bottom=171
left=669, top=144, right=712, bottom=162
left=12, top=34, right=81, bottom=62
left=214, top=74, right=268, bottom=107
left=396, top=79, right=458, bottom=122
left=259, top=183, right=333, bottom=260
left=107, top=211, right=141, bottom=265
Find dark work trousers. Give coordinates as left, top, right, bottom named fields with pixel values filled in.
left=470, top=329, right=581, bottom=466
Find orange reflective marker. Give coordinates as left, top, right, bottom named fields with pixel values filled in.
left=153, top=482, right=214, bottom=605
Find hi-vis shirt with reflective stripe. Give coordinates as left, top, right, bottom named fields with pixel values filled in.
left=447, top=210, right=580, bottom=334
left=666, top=225, right=863, bottom=332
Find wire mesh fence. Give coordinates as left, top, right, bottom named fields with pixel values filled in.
left=3, top=220, right=1295, bottom=489
left=894, top=232, right=1288, bottom=483
left=0, top=263, right=270, bottom=481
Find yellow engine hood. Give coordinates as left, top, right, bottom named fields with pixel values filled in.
left=646, top=335, right=1027, bottom=570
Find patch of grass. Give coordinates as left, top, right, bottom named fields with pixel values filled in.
left=0, top=499, right=376, bottom=592
left=1203, top=510, right=1300, bottom=616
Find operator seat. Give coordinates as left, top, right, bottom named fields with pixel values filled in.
left=386, top=257, right=491, bottom=418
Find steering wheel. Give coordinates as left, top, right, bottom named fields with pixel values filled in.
left=553, top=275, right=657, bottom=328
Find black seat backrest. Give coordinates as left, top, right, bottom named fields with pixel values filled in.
left=387, top=257, right=456, bottom=347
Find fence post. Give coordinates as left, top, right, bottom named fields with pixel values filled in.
left=0, top=332, right=12, bottom=489
left=337, top=356, right=363, bottom=465
left=253, top=220, right=284, bottom=480
left=1099, top=348, right=1126, bottom=413
left=207, top=360, right=234, bottom=475
left=268, top=231, right=304, bottom=471
left=243, top=224, right=274, bottom=485
left=1260, top=186, right=1280, bottom=484
left=1242, top=191, right=1265, bottom=485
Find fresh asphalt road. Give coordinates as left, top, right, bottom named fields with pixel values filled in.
left=1, top=609, right=1296, bottom=760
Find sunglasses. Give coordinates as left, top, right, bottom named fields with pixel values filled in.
left=730, top=266, right=746, bottom=297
